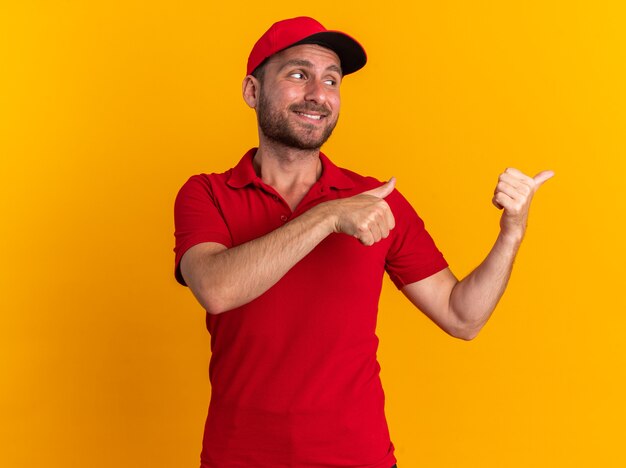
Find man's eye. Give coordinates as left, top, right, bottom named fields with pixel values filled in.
left=324, top=79, right=336, bottom=86
left=290, top=73, right=304, bottom=79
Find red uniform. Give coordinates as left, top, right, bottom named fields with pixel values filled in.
left=174, top=149, right=447, bottom=467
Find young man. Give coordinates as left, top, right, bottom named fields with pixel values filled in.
left=174, top=16, right=553, bottom=468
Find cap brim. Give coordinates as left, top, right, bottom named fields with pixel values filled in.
left=292, top=31, right=367, bottom=75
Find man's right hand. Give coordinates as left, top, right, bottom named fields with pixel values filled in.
left=329, top=178, right=396, bottom=246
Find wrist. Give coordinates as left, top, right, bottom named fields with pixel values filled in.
left=497, top=228, right=524, bottom=250
left=306, top=201, right=340, bottom=235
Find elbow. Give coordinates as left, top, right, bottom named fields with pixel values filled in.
left=200, top=292, right=233, bottom=315
left=447, top=320, right=483, bottom=341
left=191, top=282, right=231, bottom=315
left=451, top=327, right=481, bottom=341
left=445, top=303, right=489, bottom=341
left=191, top=278, right=251, bottom=315
left=203, top=298, right=228, bottom=315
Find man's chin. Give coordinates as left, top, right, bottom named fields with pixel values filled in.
left=270, top=138, right=324, bottom=151
left=263, top=129, right=333, bottom=151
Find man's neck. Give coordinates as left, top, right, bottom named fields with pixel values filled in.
left=253, top=142, right=323, bottom=211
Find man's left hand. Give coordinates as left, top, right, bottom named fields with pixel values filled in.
left=492, top=167, right=554, bottom=241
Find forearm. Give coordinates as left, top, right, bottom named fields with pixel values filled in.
left=401, top=168, right=552, bottom=340
left=449, top=231, right=522, bottom=338
left=185, top=203, right=336, bottom=314
left=182, top=180, right=395, bottom=314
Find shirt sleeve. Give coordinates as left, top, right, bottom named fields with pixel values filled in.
left=384, top=189, right=448, bottom=288
left=173, top=174, right=233, bottom=286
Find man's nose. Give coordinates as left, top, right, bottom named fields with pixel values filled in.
left=304, top=79, right=326, bottom=104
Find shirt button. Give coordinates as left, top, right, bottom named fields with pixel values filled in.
left=271, top=195, right=279, bottom=201
left=280, top=215, right=288, bottom=222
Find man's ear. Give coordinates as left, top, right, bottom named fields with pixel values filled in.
left=242, top=75, right=260, bottom=108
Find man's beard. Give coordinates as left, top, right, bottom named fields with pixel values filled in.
left=257, top=90, right=338, bottom=151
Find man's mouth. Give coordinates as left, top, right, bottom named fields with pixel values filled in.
left=291, top=105, right=329, bottom=121
left=295, top=111, right=323, bottom=120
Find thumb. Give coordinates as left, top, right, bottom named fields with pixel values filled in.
left=363, top=177, right=396, bottom=199
left=533, top=170, right=555, bottom=188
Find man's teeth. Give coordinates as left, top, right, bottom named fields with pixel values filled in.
left=298, top=112, right=322, bottom=120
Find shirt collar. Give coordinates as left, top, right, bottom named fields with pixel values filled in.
left=226, top=148, right=355, bottom=190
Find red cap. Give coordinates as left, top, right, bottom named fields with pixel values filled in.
left=246, top=17, right=367, bottom=76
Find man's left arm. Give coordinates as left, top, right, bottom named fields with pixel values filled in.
left=401, top=168, right=554, bottom=340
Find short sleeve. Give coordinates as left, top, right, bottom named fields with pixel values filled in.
left=173, top=175, right=233, bottom=286
left=385, top=190, right=448, bottom=288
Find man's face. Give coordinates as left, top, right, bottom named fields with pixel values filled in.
left=255, top=44, right=342, bottom=150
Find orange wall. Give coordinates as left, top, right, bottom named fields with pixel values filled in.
left=1, top=1, right=625, bottom=467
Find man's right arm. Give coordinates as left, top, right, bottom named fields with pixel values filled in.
left=180, top=179, right=396, bottom=314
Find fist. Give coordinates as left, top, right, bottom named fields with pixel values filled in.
left=492, top=168, right=554, bottom=239
left=333, top=178, right=397, bottom=246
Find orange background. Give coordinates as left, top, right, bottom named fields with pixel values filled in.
left=1, top=1, right=625, bottom=467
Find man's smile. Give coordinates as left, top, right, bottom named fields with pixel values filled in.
left=295, top=111, right=324, bottom=121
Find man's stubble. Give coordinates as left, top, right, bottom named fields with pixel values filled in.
left=256, top=87, right=339, bottom=151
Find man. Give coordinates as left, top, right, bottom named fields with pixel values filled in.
left=174, top=16, right=553, bottom=468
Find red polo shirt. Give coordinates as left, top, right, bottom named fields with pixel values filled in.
left=174, top=149, right=447, bottom=468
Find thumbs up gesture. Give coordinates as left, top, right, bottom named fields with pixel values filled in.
left=330, top=178, right=397, bottom=246
left=492, top=168, right=554, bottom=241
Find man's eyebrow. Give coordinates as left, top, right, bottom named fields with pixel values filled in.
left=278, top=59, right=313, bottom=71
left=326, top=64, right=343, bottom=75
left=278, top=59, right=343, bottom=75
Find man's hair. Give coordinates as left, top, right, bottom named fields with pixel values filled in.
left=251, top=61, right=267, bottom=84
